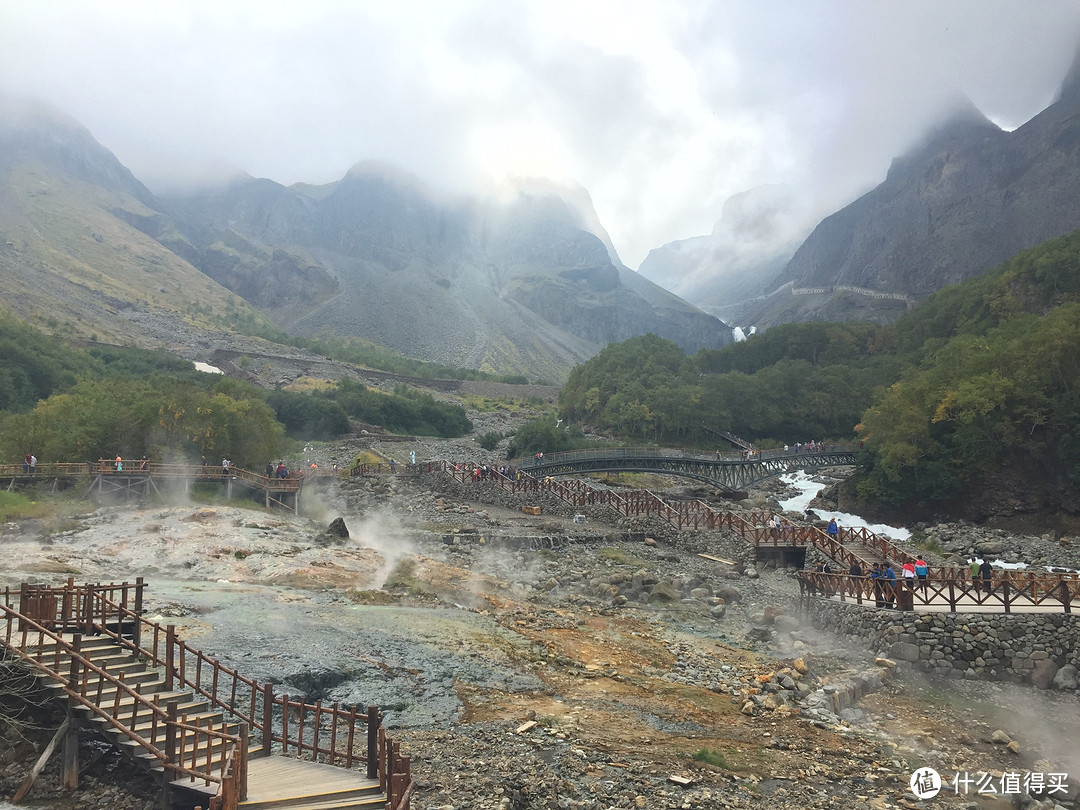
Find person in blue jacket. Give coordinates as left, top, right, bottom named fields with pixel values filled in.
left=883, top=563, right=897, bottom=608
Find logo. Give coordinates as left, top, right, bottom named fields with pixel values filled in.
left=911, top=767, right=942, bottom=799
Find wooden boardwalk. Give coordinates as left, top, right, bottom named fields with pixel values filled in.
left=0, top=460, right=344, bottom=512
left=798, top=571, right=1080, bottom=615
left=175, top=756, right=385, bottom=809
left=0, top=580, right=413, bottom=810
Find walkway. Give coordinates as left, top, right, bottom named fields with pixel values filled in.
left=1, top=580, right=413, bottom=810
left=524, top=445, right=859, bottom=492
left=797, top=572, right=1080, bottom=615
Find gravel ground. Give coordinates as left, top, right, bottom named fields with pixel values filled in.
left=3, top=405, right=1080, bottom=809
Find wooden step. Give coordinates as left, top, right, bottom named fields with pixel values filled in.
left=237, top=758, right=385, bottom=810
left=241, top=794, right=387, bottom=810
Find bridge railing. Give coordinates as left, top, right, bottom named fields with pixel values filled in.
left=523, top=443, right=859, bottom=467
left=797, top=571, right=1080, bottom=613
left=0, top=462, right=95, bottom=478
left=88, top=460, right=304, bottom=493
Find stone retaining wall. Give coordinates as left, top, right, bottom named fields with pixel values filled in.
left=803, top=599, right=1080, bottom=692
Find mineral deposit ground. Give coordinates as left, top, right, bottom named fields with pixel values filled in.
left=1, top=427, right=1079, bottom=810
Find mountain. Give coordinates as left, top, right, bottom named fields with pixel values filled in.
left=637, top=184, right=815, bottom=324
left=0, top=94, right=268, bottom=348
left=0, top=97, right=731, bottom=381
left=739, top=55, right=1080, bottom=328
left=158, top=166, right=732, bottom=380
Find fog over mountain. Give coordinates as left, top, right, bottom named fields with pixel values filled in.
left=3, top=2, right=1080, bottom=272
left=0, top=95, right=729, bottom=381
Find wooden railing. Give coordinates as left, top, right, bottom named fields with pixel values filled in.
left=0, top=605, right=246, bottom=801
left=91, top=593, right=385, bottom=777
left=525, top=443, right=858, bottom=465
left=1, top=580, right=413, bottom=809
left=797, top=571, right=1080, bottom=613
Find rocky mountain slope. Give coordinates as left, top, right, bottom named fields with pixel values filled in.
left=0, top=94, right=731, bottom=381
left=160, top=165, right=732, bottom=380
left=0, top=94, right=263, bottom=347
left=650, top=51, right=1080, bottom=331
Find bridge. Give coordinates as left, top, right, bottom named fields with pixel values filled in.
left=524, top=446, right=859, bottom=492
left=1, top=460, right=341, bottom=513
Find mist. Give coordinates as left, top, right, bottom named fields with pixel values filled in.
left=2, top=1, right=1080, bottom=269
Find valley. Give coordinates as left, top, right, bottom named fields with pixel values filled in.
left=2, top=411, right=1079, bottom=809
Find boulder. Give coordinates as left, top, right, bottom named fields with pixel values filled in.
left=1031, top=659, right=1060, bottom=690
left=715, top=584, right=743, bottom=603
left=327, top=517, right=350, bottom=538
left=888, top=642, right=921, bottom=663
left=648, top=581, right=681, bottom=602
left=774, top=615, right=801, bottom=634
left=1053, top=664, right=1078, bottom=691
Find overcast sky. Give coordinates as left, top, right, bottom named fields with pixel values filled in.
left=4, top=0, right=1080, bottom=268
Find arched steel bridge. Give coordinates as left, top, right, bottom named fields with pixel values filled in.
left=525, top=446, right=860, bottom=492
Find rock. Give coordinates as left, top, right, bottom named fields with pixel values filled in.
left=888, top=642, right=921, bottom=662
left=741, top=701, right=755, bottom=716
left=990, top=730, right=1012, bottom=744
left=1006, top=740, right=1020, bottom=754
left=1053, top=664, right=1078, bottom=690
left=648, top=581, right=680, bottom=602
left=774, top=615, right=800, bottom=634
left=326, top=517, right=350, bottom=538
left=793, top=658, right=809, bottom=674
left=1032, top=659, right=1060, bottom=689
left=715, top=584, right=742, bottom=603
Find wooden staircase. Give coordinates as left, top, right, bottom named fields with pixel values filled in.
left=1, top=581, right=412, bottom=810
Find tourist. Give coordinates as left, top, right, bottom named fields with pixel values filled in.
left=826, top=518, right=839, bottom=544
left=979, top=557, right=994, bottom=597
left=266, top=462, right=275, bottom=479
left=883, top=563, right=897, bottom=608
left=115, top=455, right=123, bottom=472
left=848, top=561, right=863, bottom=598
left=902, top=560, right=916, bottom=589
left=23, top=454, right=30, bottom=474
left=914, top=556, right=929, bottom=591
left=969, top=556, right=981, bottom=594
left=29, top=454, right=36, bottom=475
left=870, top=563, right=884, bottom=607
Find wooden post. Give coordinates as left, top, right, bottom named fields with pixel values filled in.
left=366, top=705, right=379, bottom=780
left=132, top=577, right=144, bottom=650
left=165, top=625, right=175, bottom=691
left=238, top=722, right=249, bottom=801
left=262, top=684, right=273, bottom=756
left=13, top=718, right=71, bottom=801
left=63, top=635, right=82, bottom=789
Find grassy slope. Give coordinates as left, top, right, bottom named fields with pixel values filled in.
left=0, top=159, right=268, bottom=343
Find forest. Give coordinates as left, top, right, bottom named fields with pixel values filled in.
left=0, top=321, right=471, bottom=469
left=558, top=229, right=1080, bottom=515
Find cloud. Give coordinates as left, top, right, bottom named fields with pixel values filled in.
left=2, top=0, right=1080, bottom=268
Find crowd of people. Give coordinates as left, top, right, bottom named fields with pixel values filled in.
left=813, top=553, right=1007, bottom=609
